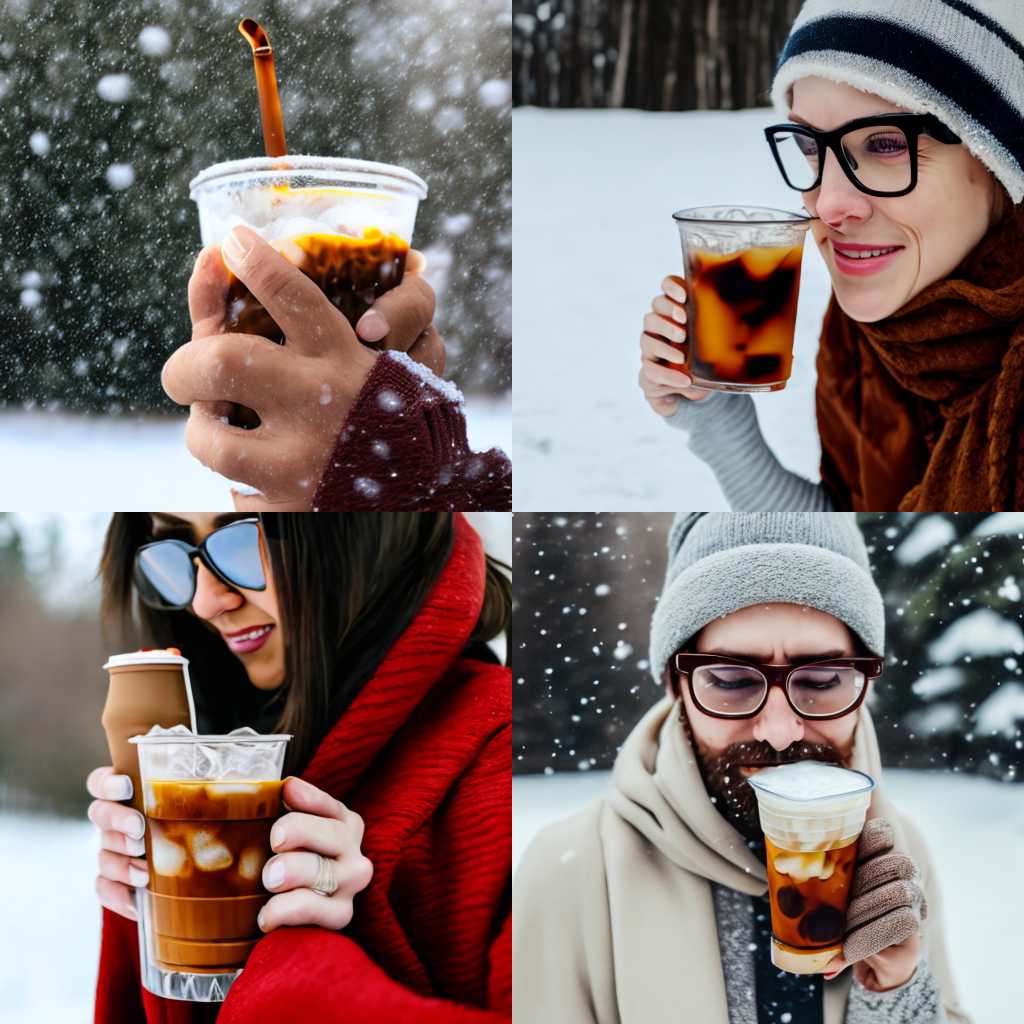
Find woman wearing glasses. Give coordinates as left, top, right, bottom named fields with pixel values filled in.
left=87, top=513, right=512, bottom=1023
left=513, top=512, right=970, bottom=1023
left=638, top=0, right=1023, bottom=511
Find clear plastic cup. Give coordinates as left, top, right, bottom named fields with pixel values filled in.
left=129, top=727, right=291, bottom=1002
left=672, top=205, right=814, bottom=393
left=747, top=762, right=875, bottom=974
left=189, top=156, right=428, bottom=342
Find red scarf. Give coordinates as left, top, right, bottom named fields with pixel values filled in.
left=816, top=203, right=1024, bottom=510
left=94, top=513, right=511, bottom=1023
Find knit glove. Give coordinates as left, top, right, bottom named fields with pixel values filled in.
left=841, top=818, right=928, bottom=963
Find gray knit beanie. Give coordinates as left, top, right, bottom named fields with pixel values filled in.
left=648, top=512, right=885, bottom=685
left=770, top=0, right=1024, bottom=203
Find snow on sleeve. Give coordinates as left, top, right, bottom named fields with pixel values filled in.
left=383, top=349, right=464, bottom=404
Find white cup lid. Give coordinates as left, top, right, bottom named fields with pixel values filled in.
left=103, top=650, right=189, bottom=670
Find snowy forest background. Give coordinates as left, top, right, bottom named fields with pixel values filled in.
left=0, top=0, right=511, bottom=412
left=514, top=513, right=1024, bottom=780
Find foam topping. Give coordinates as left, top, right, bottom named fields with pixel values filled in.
left=747, top=761, right=874, bottom=802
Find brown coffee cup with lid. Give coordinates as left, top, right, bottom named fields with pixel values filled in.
left=101, top=649, right=197, bottom=813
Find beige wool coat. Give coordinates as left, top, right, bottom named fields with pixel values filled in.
left=512, top=696, right=971, bottom=1024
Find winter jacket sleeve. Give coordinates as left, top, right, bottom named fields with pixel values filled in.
left=94, top=907, right=146, bottom=1024
left=312, top=350, right=512, bottom=511
left=663, top=390, right=833, bottom=510
left=217, top=928, right=509, bottom=1023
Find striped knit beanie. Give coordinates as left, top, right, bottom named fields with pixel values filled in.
left=769, top=0, right=1024, bottom=204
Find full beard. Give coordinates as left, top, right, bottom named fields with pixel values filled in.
left=680, top=710, right=848, bottom=844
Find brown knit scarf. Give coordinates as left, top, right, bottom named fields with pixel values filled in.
left=815, top=203, right=1024, bottom=511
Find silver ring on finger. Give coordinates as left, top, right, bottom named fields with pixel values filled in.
left=309, top=853, right=338, bottom=897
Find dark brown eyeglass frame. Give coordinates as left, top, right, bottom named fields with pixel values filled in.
left=671, top=652, right=883, bottom=721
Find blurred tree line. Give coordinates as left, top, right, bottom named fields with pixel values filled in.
left=0, top=514, right=110, bottom=814
left=0, top=0, right=511, bottom=411
left=513, top=0, right=802, bottom=109
left=514, top=513, right=1024, bottom=782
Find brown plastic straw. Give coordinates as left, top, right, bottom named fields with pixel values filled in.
left=238, top=18, right=287, bottom=158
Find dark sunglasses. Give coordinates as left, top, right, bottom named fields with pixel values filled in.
left=672, top=652, right=883, bottom=721
left=764, top=112, right=961, bottom=198
left=133, top=518, right=267, bottom=610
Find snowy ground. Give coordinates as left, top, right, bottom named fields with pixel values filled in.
left=2, top=396, right=509, bottom=509
left=512, top=106, right=833, bottom=510
left=0, top=813, right=102, bottom=1023
left=513, top=768, right=1022, bottom=1023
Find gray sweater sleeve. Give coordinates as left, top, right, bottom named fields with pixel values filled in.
left=844, top=957, right=949, bottom=1024
left=664, top=390, right=833, bottom=511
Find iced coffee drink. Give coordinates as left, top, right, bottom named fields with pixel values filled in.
left=673, top=206, right=813, bottom=392
left=131, top=726, right=291, bottom=1002
left=190, top=159, right=426, bottom=344
left=747, top=762, right=875, bottom=974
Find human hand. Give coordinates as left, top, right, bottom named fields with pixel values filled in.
left=86, top=766, right=148, bottom=922
left=163, top=227, right=443, bottom=508
left=258, top=776, right=374, bottom=934
left=638, top=275, right=710, bottom=415
left=823, top=818, right=927, bottom=991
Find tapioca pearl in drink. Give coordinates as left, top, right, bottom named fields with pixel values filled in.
left=798, top=904, right=845, bottom=945
left=777, top=885, right=806, bottom=918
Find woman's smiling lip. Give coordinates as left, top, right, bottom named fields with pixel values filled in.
left=829, top=238, right=905, bottom=277
left=223, top=623, right=275, bottom=654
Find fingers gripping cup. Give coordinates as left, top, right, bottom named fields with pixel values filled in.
left=189, top=157, right=428, bottom=343
left=130, top=726, right=291, bottom=1002
left=747, top=762, right=876, bottom=974
left=672, top=206, right=813, bottom=392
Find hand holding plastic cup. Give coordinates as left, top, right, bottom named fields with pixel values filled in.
left=747, top=761, right=875, bottom=974
left=190, top=157, right=428, bottom=344
left=672, top=205, right=814, bottom=392
left=129, top=725, right=291, bottom=1002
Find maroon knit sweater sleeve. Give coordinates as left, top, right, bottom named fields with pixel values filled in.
left=312, top=352, right=512, bottom=511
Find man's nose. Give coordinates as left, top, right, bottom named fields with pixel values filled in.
left=812, top=147, right=873, bottom=228
left=191, top=561, right=243, bottom=620
left=751, top=686, right=804, bottom=751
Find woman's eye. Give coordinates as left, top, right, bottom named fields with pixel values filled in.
left=867, top=134, right=907, bottom=155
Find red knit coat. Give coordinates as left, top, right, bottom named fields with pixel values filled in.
left=312, top=353, right=512, bottom=512
left=94, top=514, right=511, bottom=1023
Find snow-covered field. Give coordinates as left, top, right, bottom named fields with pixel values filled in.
left=512, top=107, right=833, bottom=510
left=513, top=768, right=1021, bottom=1024
left=1, top=396, right=509, bottom=509
left=0, top=813, right=102, bottom=1023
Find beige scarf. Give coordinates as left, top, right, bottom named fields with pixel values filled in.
left=512, top=696, right=971, bottom=1023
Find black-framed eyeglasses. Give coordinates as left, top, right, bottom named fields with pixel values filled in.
left=133, top=518, right=267, bottom=610
left=764, top=113, right=961, bottom=198
left=672, top=653, right=883, bottom=721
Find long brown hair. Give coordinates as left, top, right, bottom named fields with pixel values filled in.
left=100, top=513, right=510, bottom=774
